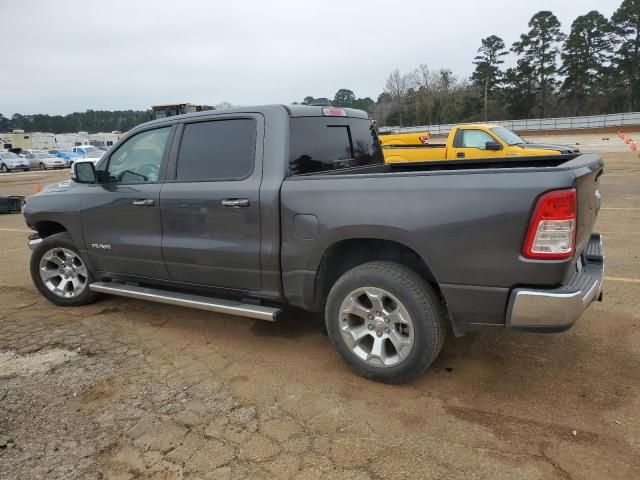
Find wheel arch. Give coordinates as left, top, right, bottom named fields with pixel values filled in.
left=310, top=237, right=461, bottom=336
left=32, top=220, right=68, bottom=238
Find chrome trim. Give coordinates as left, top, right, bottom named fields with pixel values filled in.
left=508, top=234, right=604, bottom=328
left=89, top=282, right=281, bottom=322
left=28, top=236, right=43, bottom=251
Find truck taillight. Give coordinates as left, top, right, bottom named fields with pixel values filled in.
left=523, top=188, right=577, bottom=260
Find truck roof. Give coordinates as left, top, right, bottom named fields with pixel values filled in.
left=134, top=104, right=371, bottom=133
left=456, top=123, right=502, bottom=130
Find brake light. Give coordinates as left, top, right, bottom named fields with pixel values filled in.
left=322, top=107, right=347, bottom=117
left=523, top=188, right=577, bottom=259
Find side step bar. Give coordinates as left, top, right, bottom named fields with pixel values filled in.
left=89, top=282, right=281, bottom=322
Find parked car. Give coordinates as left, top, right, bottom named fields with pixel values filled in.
left=0, top=195, right=25, bottom=214
left=0, top=151, right=30, bottom=172
left=25, top=153, right=67, bottom=170
left=72, top=146, right=105, bottom=163
left=54, top=150, right=82, bottom=165
left=80, top=149, right=105, bottom=164
left=19, top=149, right=47, bottom=157
left=383, top=124, right=580, bottom=163
left=23, top=105, right=605, bottom=383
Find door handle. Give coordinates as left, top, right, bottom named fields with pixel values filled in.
left=132, top=199, right=155, bottom=207
left=221, top=198, right=250, bottom=208
left=456, top=152, right=465, bottom=158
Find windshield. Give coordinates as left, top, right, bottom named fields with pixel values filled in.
left=85, top=151, right=102, bottom=158
left=83, top=146, right=100, bottom=153
left=36, top=153, right=56, bottom=159
left=0, top=152, right=20, bottom=159
left=490, top=127, right=525, bottom=146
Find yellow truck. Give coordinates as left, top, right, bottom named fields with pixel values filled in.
left=382, top=124, right=579, bottom=163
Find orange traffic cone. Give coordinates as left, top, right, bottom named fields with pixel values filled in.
left=631, top=141, right=637, bottom=151
left=34, top=184, right=42, bottom=193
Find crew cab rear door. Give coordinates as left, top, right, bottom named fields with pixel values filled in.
left=159, top=114, right=263, bottom=291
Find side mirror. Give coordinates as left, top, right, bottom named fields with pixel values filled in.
left=71, top=160, right=97, bottom=183
left=485, top=141, right=503, bottom=151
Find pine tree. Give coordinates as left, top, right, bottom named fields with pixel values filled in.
left=502, top=59, right=539, bottom=119
left=512, top=11, right=566, bottom=117
left=472, top=35, right=508, bottom=121
left=560, top=11, right=613, bottom=114
left=612, top=0, right=640, bottom=110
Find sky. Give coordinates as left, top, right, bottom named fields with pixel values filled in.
left=0, top=0, right=624, bottom=116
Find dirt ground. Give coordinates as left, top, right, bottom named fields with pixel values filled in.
left=1, top=135, right=639, bottom=480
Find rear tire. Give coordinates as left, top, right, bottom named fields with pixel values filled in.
left=325, top=261, right=446, bottom=384
left=30, top=232, right=99, bottom=307
left=1, top=164, right=9, bottom=173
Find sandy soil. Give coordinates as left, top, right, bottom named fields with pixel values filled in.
left=0, top=135, right=639, bottom=479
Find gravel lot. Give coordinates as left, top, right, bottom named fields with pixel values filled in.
left=1, top=135, right=639, bottom=479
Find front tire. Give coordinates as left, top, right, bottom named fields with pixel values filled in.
left=30, top=232, right=99, bottom=306
left=325, top=261, right=446, bottom=384
left=40, top=162, right=47, bottom=170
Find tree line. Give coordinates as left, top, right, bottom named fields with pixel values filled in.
left=0, top=110, right=150, bottom=135
left=3, top=1, right=640, bottom=133
left=303, top=0, right=640, bottom=127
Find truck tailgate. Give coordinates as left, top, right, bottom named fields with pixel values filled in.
left=569, top=154, right=604, bottom=259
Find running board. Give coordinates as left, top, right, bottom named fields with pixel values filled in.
left=89, top=282, right=281, bottom=322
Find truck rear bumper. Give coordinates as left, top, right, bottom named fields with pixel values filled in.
left=507, top=233, right=604, bottom=332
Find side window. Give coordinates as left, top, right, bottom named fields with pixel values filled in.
left=460, top=130, right=496, bottom=149
left=289, top=118, right=352, bottom=175
left=349, top=119, right=383, bottom=167
left=176, top=119, right=256, bottom=181
left=105, top=127, right=171, bottom=184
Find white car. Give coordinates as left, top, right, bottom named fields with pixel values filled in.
left=72, top=145, right=105, bottom=164
left=25, top=153, right=67, bottom=170
left=0, top=151, right=30, bottom=172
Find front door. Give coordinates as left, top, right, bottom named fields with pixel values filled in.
left=160, top=116, right=263, bottom=291
left=80, top=125, right=174, bottom=279
left=452, top=129, right=506, bottom=159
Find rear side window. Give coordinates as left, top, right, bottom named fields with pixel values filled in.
left=289, top=118, right=382, bottom=175
left=176, top=119, right=256, bottom=181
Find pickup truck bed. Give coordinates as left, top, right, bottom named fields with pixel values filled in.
left=281, top=152, right=603, bottom=330
left=23, top=105, right=605, bottom=383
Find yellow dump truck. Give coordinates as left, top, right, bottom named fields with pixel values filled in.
left=383, top=124, right=579, bottom=163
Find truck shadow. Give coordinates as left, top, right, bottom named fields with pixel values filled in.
left=249, top=307, right=326, bottom=340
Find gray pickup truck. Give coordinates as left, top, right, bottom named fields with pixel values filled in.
left=23, top=105, right=605, bottom=383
